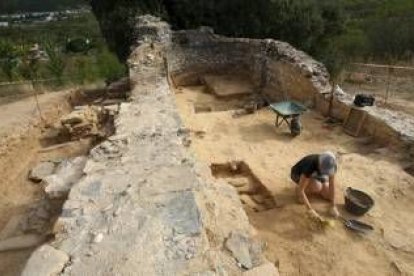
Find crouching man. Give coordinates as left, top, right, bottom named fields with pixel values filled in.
left=291, top=151, right=340, bottom=220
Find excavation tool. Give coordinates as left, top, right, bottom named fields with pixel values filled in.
left=339, top=215, right=374, bottom=234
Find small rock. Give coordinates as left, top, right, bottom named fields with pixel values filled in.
left=29, top=161, right=56, bottom=183
left=43, top=175, right=69, bottom=199
left=113, top=209, right=121, bottom=217
left=225, top=231, right=253, bottom=269
left=242, top=262, right=279, bottom=276
left=227, top=177, right=249, bottom=188
left=92, top=233, right=104, bottom=243
left=236, top=181, right=256, bottom=194
left=230, top=161, right=239, bottom=172
left=60, top=112, right=84, bottom=125
left=239, top=195, right=260, bottom=210
left=251, top=195, right=266, bottom=204
left=183, top=137, right=192, bottom=147
left=194, top=130, right=206, bottom=138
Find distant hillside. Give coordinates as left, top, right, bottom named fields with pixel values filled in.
left=0, top=0, right=85, bottom=13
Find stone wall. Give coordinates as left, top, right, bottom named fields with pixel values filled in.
left=167, top=28, right=330, bottom=96
left=23, top=15, right=275, bottom=276
left=168, top=28, right=260, bottom=86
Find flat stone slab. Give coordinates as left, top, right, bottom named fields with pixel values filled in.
left=29, top=161, right=56, bottom=183
left=22, top=245, right=69, bottom=276
left=225, top=231, right=253, bottom=269
left=243, top=262, right=280, bottom=276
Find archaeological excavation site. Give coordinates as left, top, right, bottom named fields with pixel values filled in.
left=1, top=14, right=414, bottom=276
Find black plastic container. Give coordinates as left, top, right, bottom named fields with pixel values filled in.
left=344, top=187, right=374, bottom=216
left=354, top=94, right=375, bottom=107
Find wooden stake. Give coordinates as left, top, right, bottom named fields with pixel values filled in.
left=385, top=66, right=391, bottom=105
left=327, top=81, right=335, bottom=118
left=32, top=81, right=45, bottom=123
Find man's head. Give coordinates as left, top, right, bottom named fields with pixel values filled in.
left=319, top=151, right=337, bottom=176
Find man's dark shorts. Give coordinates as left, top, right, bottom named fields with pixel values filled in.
left=291, top=172, right=328, bottom=185
left=291, top=171, right=301, bottom=184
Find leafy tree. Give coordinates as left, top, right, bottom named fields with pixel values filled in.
left=44, top=42, right=66, bottom=85
left=91, top=0, right=347, bottom=61
left=73, top=56, right=96, bottom=84
left=0, top=40, right=20, bottom=81
left=96, top=48, right=127, bottom=83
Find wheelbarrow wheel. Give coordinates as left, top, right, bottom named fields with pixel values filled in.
left=290, top=116, right=302, bottom=136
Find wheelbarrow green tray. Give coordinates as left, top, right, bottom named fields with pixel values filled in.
left=269, top=101, right=307, bottom=127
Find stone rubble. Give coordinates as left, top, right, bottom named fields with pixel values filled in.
left=29, top=161, right=57, bottom=183
left=42, top=156, right=87, bottom=199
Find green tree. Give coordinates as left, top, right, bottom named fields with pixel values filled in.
left=73, top=56, right=95, bottom=84
left=96, top=48, right=126, bottom=83
left=44, top=42, right=66, bottom=85
left=91, top=0, right=347, bottom=61
left=0, top=40, right=20, bottom=82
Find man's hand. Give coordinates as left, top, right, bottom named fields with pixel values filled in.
left=308, top=209, right=323, bottom=222
left=329, top=206, right=340, bottom=218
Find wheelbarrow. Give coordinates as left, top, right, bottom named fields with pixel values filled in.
left=269, top=101, right=307, bottom=134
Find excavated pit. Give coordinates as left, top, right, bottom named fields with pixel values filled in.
left=211, top=161, right=277, bottom=212
left=176, top=84, right=252, bottom=114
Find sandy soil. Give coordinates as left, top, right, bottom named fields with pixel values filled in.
left=175, top=86, right=414, bottom=275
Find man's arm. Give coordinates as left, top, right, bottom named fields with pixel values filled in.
left=328, top=175, right=336, bottom=206
left=328, top=175, right=339, bottom=217
left=298, top=174, right=312, bottom=210
left=298, top=174, right=322, bottom=220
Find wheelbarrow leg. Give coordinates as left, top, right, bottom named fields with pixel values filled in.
left=275, top=114, right=285, bottom=127
left=284, top=116, right=291, bottom=128
left=276, top=114, right=290, bottom=127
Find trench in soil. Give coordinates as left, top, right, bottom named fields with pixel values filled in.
left=210, top=161, right=276, bottom=212
left=174, top=81, right=414, bottom=275
left=0, top=89, right=120, bottom=276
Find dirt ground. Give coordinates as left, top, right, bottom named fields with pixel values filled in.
left=0, top=91, right=91, bottom=275
left=175, top=85, right=414, bottom=275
